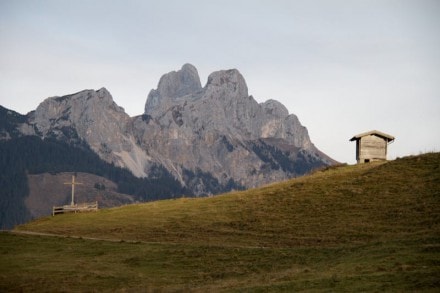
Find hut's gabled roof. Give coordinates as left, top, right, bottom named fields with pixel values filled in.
left=350, top=130, right=395, bottom=142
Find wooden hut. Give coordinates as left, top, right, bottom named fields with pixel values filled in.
left=350, top=130, right=395, bottom=163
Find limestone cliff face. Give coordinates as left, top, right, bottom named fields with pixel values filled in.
left=145, top=63, right=203, bottom=115
left=133, top=64, right=333, bottom=192
left=14, top=64, right=335, bottom=195
left=29, top=88, right=150, bottom=177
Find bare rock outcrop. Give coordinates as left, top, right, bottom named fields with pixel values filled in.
left=134, top=64, right=334, bottom=192
left=145, top=64, right=203, bottom=116
left=29, top=88, right=149, bottom=177
left=12, top=64, right=335, bottom=195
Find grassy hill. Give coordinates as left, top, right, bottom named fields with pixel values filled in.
left=1, top=153, right=439, bottom=291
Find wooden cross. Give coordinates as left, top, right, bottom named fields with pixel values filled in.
left=64, top=174, right=83, bottom=206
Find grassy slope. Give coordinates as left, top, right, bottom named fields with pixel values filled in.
left=2, top=153, right=440, bottom=291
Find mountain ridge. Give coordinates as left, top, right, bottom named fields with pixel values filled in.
left=1, top=64, right=336, bottom=228
left=3, top=64, right=335, bottom=193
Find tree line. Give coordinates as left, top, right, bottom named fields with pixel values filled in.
left=0, top=136, right=186, bottom=229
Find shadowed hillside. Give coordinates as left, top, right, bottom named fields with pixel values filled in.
left=2, top=152, right=439, bottom=291
left=26, top=172, right=135, bottom=220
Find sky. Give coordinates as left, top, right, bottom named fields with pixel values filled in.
left=1, top=0, right=439, bottom=164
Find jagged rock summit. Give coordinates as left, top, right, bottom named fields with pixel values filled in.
left=135, top=64, right=334, bottom=192
left=27, top=88, right=150, bottom=177
left=8, top=64, right=336, bottom=195
left=145, top=64, right=202, bottom=114
left=142, top=64, right=313, bottom=148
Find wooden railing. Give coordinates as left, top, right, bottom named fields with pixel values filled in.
left=53, top=202, right=98, bottom=216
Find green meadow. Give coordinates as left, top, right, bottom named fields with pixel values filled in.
left=1, top=153, right=439, bottom=291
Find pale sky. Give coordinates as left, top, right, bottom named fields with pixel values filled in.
left=1, top=0, right=439, bottom=164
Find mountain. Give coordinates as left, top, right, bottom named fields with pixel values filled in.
left=0, top=64, right=336, bottom=228
left=29, top=64, right=334, bottom=189
left=136, top=64, right=334, bottom=191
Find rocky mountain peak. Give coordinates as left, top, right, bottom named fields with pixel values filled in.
left=96, top=87, right=112, bottom=100
left=8, top=64, right=336, bottom=197
left=145, top=63, right=202, bottom=115
left=31, top=88, right=125, bottom=135
left=261, top=99, right=289, bottom=117
left=158, top=63, right=201, bottom=98
left=205, top=68, right=248, bottom=99
left=132, top=64, right=335, bottom=192
left=28, top=89, right=150, bottom=176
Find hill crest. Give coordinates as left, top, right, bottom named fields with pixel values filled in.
left=17, top=152, right=440, bottom=248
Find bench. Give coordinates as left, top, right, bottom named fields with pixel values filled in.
left=53, top=201, right=98, bottom=216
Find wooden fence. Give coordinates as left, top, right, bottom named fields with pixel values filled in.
left=53, top=202, right=98, bottom=216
